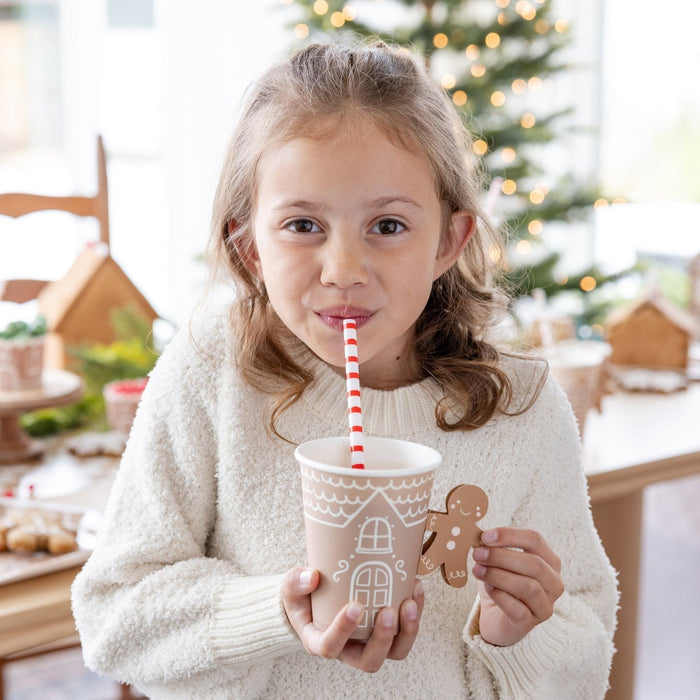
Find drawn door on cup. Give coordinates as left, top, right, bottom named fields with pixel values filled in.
left=350, top=563, right=393, bottom=630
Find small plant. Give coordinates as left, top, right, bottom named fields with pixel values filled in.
left=20, top=306, right=162, bottom=437
left=0, top=316, right=47, bottom=340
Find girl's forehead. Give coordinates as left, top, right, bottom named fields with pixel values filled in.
left=268, top=112, right=423, bottom=159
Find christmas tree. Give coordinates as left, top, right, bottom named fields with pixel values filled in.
left=284, top=0, right=628, bottom=330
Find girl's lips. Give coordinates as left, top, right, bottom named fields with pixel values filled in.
left=316, top=307, right=374, bottom=331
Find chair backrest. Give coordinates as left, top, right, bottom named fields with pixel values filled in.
left=0, top=135, right=110, bottom=303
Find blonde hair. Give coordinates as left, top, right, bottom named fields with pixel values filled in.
left=209, top=40, right=537, bottom=437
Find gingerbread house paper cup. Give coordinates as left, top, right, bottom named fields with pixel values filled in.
left=295, top=436, right=440, bottom=640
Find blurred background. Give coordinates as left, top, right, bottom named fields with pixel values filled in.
left=1, top=0, right=698, bottom=326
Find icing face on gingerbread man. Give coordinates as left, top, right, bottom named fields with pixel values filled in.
left=416, top=484, right=488, bottom=588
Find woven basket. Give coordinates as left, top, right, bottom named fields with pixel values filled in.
left=547, top=341, right=610, bottom=434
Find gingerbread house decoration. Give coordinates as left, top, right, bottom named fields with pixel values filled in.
left=605, top=293, right=698, bottom=371
left=301, top=468, right=432, bottom=632
left=37, top=244, right=158, bottom=368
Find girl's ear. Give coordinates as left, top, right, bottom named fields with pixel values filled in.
left=228, top=220, right=263, bottom=280
left=433, top=211, right=475, bottom=280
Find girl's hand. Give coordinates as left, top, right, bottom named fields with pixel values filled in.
left=471, top=528, right=564, bottom=647
left=281, top=567, right=424, bottom=673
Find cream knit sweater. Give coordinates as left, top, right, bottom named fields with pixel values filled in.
left=72, top=313, right=618, bottom=699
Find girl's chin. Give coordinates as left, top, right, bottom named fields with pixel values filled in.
left=311, top=350, right=346, bottom=375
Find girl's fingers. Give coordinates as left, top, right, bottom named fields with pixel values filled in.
left=281, top=567, right=319, bottom=631
left=473, top=565, right=553, bottom=621
left=473, top=546, right=564, bottom=598
left=339, top=607, right=398, bottom=672
left=388, top=580, right=424, bottom=660
left=481, top=528, right=562, bottom=572
left=481, top=583, right=533, bottom=624
left=283, top=571, right=424, bottom=672
left=314, top=601, right=364, bottom=659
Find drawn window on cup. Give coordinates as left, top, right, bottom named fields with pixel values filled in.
left=356, top=517, right=393, bottom=554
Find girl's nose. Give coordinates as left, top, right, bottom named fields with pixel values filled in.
left=320, top=241, right=369, bottom=289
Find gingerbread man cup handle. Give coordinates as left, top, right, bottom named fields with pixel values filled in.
left=417, top=484, right=488, bottom=588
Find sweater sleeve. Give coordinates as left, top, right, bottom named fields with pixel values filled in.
left=463, top=375, right=619, bottom=700
left=71, top=322, right=299, bottom=691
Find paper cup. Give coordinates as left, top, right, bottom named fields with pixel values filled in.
left=295, top=436, right=440, bottom=639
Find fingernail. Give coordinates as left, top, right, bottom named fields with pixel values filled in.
left=414, top=579, right=424, bottom=598
left=482, top=529, right=498, bottom=543
left=299, top=568, right=313, bottom=586
left=405, top=600, right=418, bottom=621
left=382, top=609, right=396, bottom=628
left=473, top=564, right=487, bottom=578
left=473, top=547, right=488, bottom=562
left=346, top=602, right=363, bottom=622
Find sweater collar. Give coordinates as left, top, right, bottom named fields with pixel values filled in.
left=295, top=345, right=443, bottom=437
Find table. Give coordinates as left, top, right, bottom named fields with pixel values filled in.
left=1, top=386, right=698, bottom=696
left=0, top=438, right=119, bottom=660
left=584, top=382, right=700, bottom=700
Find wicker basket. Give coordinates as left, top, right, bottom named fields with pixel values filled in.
left=103, top=377, right=148, bottom=435
left=547, top=341, right=610, bottom=434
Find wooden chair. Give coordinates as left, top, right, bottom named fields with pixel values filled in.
left=0, top=135, right=110, bottom=303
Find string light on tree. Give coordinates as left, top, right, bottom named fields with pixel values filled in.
left=441, top=74, right=457, bottom=90
left=529, top=187, right=546, bottom=204
left=580, top=276, right=597, bottom=292
left=433, top=33, right=448, bottom=48
left=466, top=44, right=480, bottom=60
left=521, top=112, right=536, bottom=128
left=501, top=179, right=517, bottom=195
left=473, top=139, right=488, bottom=156
left=501, top=147, right=516, bottom=163
left=512, top=78, right=527, bottom=94
left=528, top=219, right=543, bottom=235
left=485, top=32, right=501, bottom=48
left=516, top=1, right=537, bottom=20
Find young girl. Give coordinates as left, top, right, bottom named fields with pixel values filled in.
left=72, top=41, right=618, bottom=699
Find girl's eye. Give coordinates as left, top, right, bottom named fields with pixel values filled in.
left=286, top=218, right=320, bottom=234
left=372, top=219, right=405, bottom=235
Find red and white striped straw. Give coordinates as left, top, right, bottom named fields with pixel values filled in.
left=343, top=319, right=365, bottom=469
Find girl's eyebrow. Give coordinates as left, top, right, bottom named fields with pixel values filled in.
left=271, top=200, right=323, bottom=213
left=368, top=196, right=422, bottom=210
left=270, top=196, right=422, bottom=213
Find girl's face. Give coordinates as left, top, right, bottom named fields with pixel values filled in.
left=247, top=118, right=472, bottom=389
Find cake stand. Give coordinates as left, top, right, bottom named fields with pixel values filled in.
left=0, top=370, right=84, bottom=464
